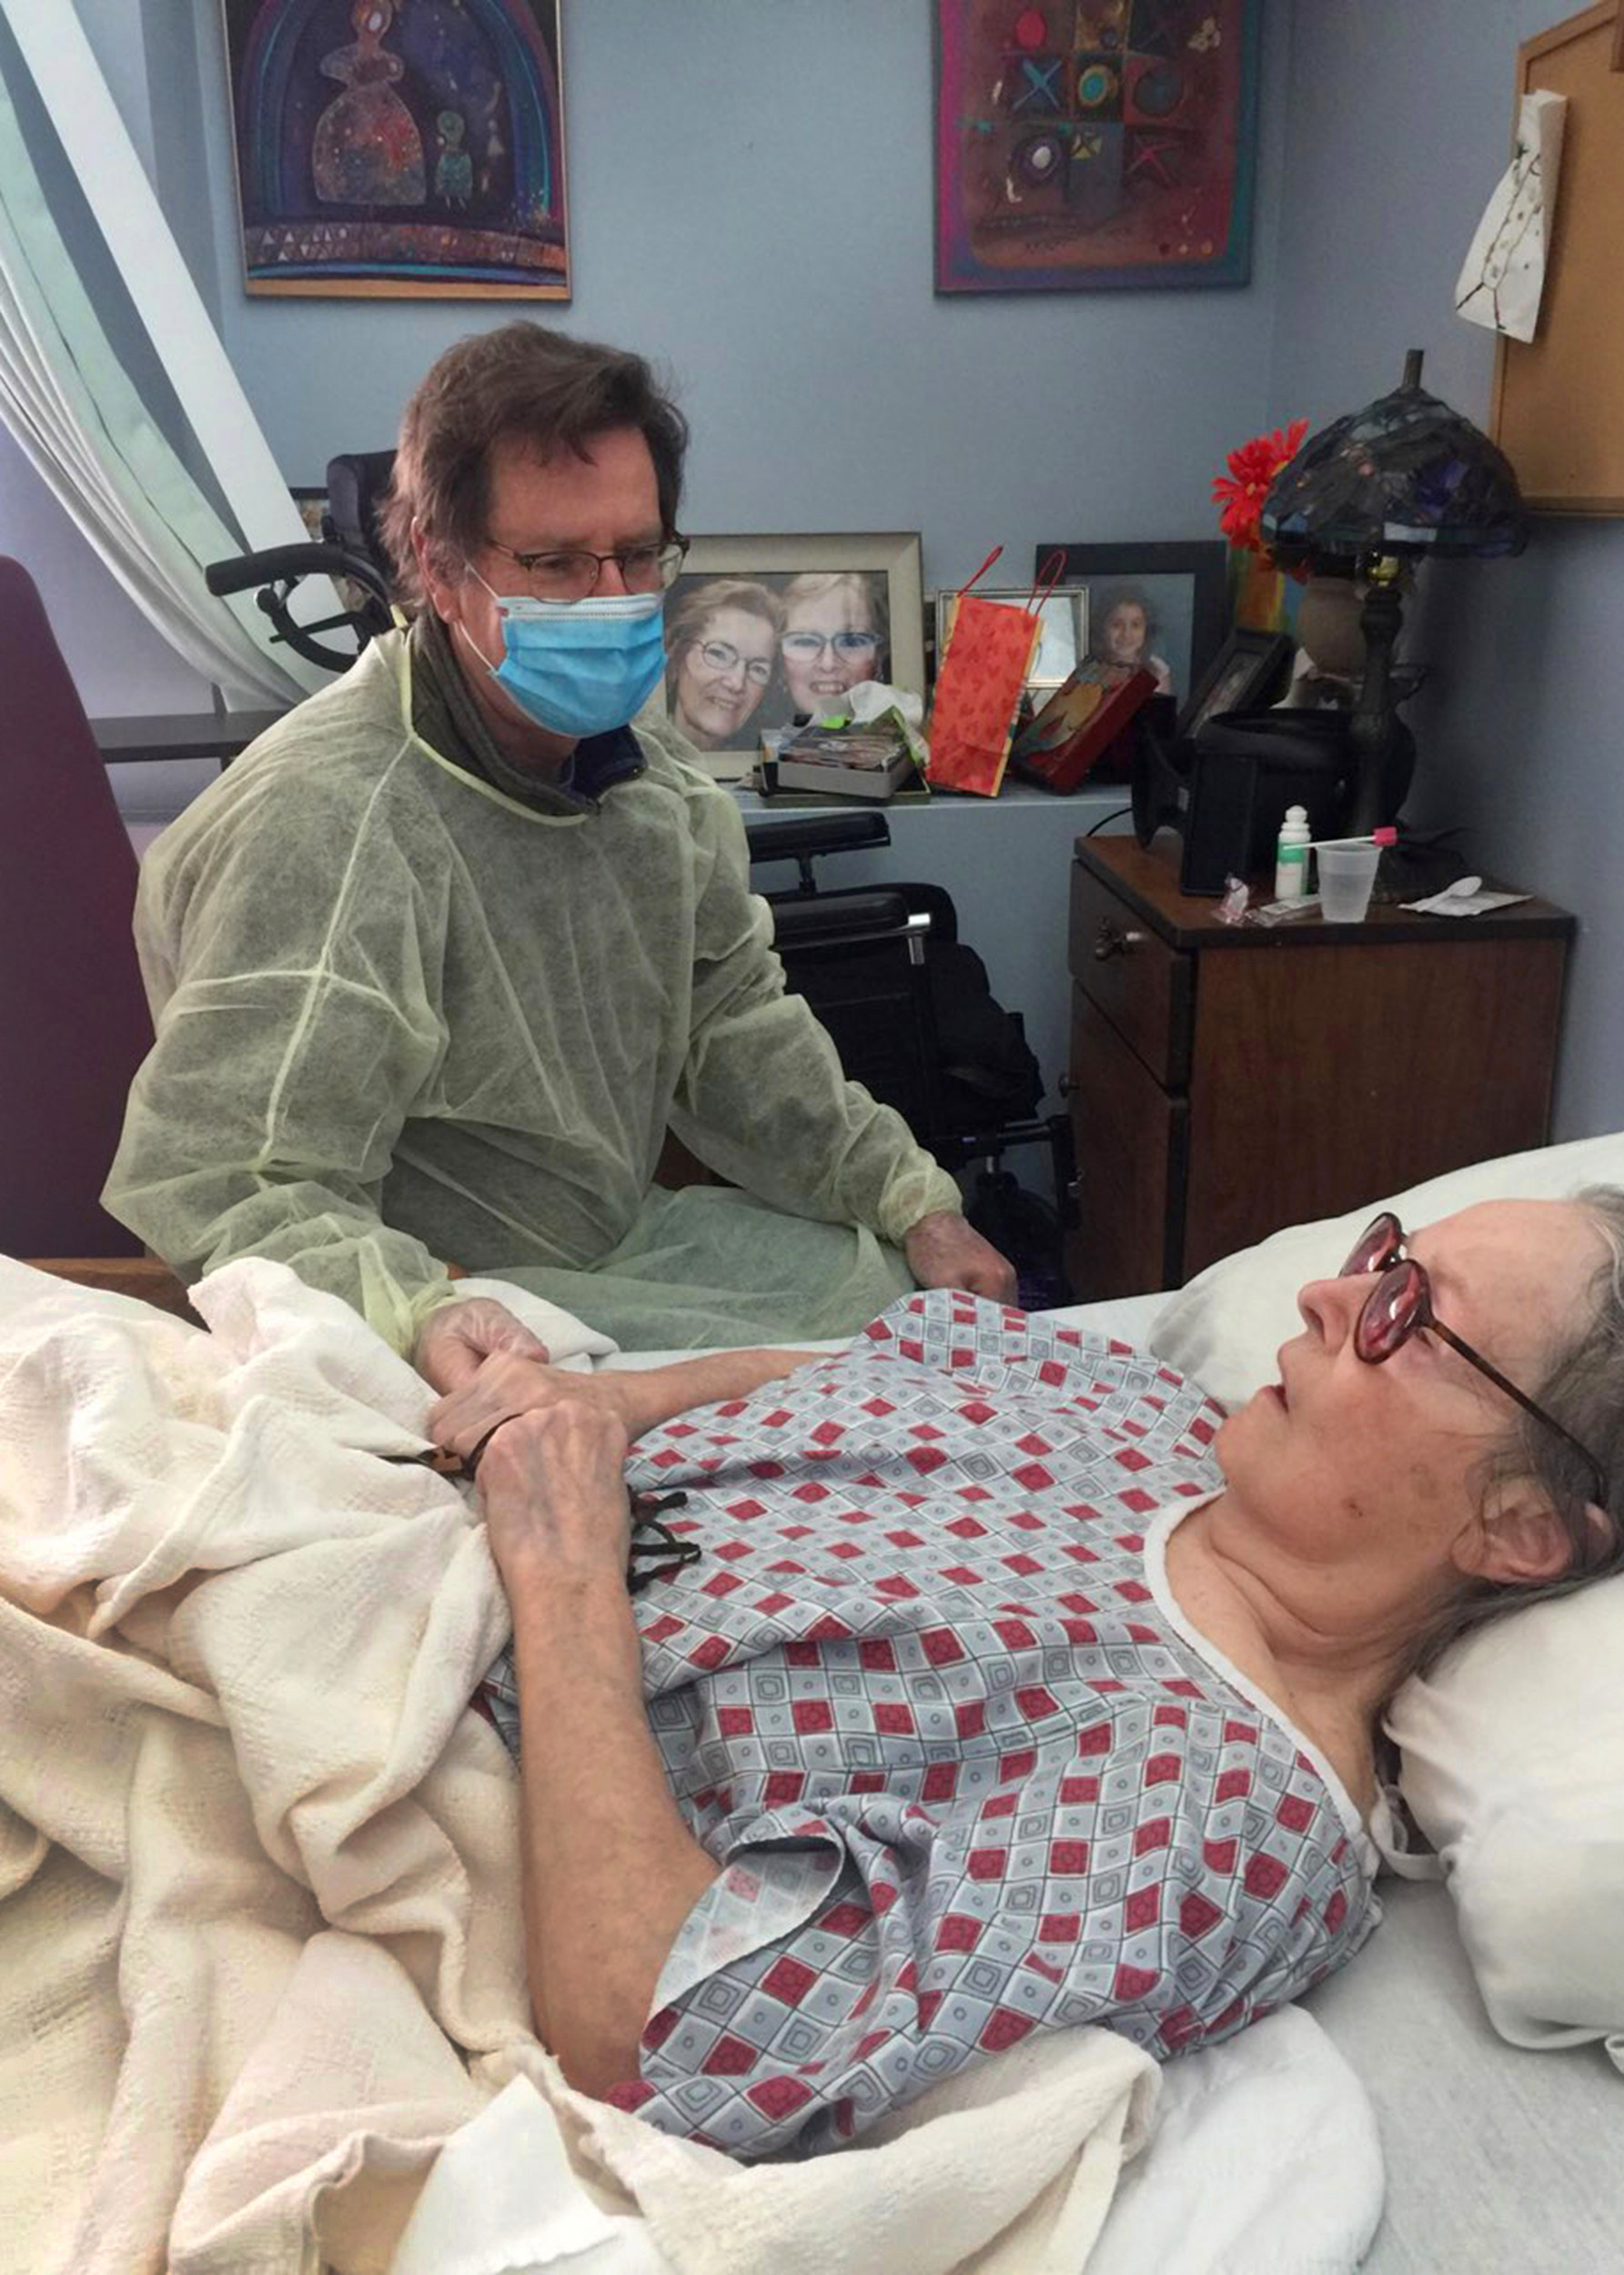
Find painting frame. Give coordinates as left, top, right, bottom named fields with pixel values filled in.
left=221, top=0, right=570, bottom=300
left=660, top=533, right=926, bottom=782
left=1177, top=627, right=1296, bottom=740
left=934, top=0, right=1264, bottom=296
left=934, top=586, right=1088, bottom=693
left=1033, top=541, right=1228, bottom=717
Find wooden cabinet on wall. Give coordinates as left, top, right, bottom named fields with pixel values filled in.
left=1065, top=835, right=1575, bottom=1300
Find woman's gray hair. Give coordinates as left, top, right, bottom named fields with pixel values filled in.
left=1404, top=1182, right=1624, bottom=1681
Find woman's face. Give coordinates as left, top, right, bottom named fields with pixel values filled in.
left=1215, top=1199, right=1606, bottom=1578
left=673, top=605, right=777, bottom=749
left=1101, top=602, right=1149, bottom=665
left=780, top=586, right=882, bottom=718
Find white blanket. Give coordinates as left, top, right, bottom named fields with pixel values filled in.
left=0, top=1258, right=1167, bottom=2275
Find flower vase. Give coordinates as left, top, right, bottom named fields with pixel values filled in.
left=1229, top=545, right=1289, bottom=635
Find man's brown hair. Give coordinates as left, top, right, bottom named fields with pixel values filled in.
left=380, top=321, right=689, bottom=607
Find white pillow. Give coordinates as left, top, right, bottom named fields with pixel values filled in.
left=1147, top=1130, right=1624, bottom=1410
left=1387, top=1575, right=1624, bottom=2058
left=1145, top=1128, right=1624, bottom=2059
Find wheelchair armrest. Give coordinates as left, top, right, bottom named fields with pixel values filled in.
left=745, top=811, right=892, bottom=867
left=769, top=891, right=919, bottom=946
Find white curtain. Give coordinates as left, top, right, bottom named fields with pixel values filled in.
left=0, top=2, right=335, bottom=707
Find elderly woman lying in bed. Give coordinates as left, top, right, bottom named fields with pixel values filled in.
left=428, top=1192, right=1624, bottom=2160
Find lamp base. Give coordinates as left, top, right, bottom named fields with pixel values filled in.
left=1345, top=564, right=1412, bottom=833
left=1345, top=713, right=1416, bottom=834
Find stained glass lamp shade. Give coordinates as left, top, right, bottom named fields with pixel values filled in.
left=1259, top=349, right=1529, bottom=832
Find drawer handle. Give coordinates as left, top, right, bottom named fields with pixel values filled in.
left=1093, top=918, right=1145, bottom=962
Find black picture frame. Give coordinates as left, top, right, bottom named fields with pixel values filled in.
left=1177, top=628, right=1296, bottom=741
left=1033, top=541, right=1228, bottom=715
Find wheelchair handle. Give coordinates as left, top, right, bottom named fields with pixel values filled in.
left=205, top=542, right=389, bottom=601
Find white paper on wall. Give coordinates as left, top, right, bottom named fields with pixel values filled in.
left=1455, top=89, right=1568, bottom=344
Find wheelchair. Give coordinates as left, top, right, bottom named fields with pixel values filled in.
left=205, top=457, right=1075, bottom=1299
left=203, top=450, right=398, bottom=673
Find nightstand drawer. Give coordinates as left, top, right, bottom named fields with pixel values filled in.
left=1068, top=855, right=1193, bottom=1087
left=1065, top=989, right=1187, bottom=1299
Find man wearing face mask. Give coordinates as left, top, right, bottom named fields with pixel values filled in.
left=106, top=324, right=1013, bottom=1380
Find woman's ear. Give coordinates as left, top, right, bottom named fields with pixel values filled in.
left=1466, top=1485, right=1578, bottom=1588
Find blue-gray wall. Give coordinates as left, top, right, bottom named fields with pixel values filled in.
left=1269, top=0, right=1622, bottom=1138
left=5, top=0, right=1292, bottom=717
left=5, top=0, right=1619, bottom=1133
left=196, top=0, right=1291, bottom=581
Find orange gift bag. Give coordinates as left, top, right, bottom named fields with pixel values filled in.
left=927, top=548, right=1064, bottom=797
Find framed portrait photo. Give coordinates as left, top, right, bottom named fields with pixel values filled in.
left=1033, top=541, right=1228, bottom=716
left=661, top=533, right=926, bottom=781
left=222, top=0, right=569, bottom=298
left=1177, top=627, right=1296, bottom=740
left=934, top=586, right=1086, bottom=694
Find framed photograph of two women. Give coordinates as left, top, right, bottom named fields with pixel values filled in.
left=661, top=535, right=927, bottom=783
left=222, top=0, right=570, bottom=298
left=933, top=0, right=1262, bottom=294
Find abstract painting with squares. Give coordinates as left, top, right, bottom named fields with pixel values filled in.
left=935, top=0, right=1261, bottom=293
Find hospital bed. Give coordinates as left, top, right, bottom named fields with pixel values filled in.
left=8, top=1156, right=1623, bottom=2271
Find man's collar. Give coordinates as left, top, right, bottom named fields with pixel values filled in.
left=409, top=612, right=644, bottom=811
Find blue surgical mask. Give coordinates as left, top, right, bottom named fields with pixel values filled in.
left=459, top=578, right=668, bottom=740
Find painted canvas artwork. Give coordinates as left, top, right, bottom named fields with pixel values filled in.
left=223, top=0, right=569, bottom=298
left=934, top=0, right=1260, bottom=293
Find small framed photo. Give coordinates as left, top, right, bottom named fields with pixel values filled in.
left=661, top=533, right=925, bottom=780
left=1032, top=541, right=1228, bottom=715
left=1178, top=629, right=1296, bottom=741
left=934, top=587, right=1087, bottom=693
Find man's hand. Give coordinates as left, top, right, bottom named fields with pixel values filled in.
left=413, top=1297, right=550, bottom=1395
left=903, top=1209, right=1018, bottom=1304
left=477, top=1402, right=632, bottom=1588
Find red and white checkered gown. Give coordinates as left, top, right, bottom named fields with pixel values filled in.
left=479, top=1290, right=1377, bottom=2158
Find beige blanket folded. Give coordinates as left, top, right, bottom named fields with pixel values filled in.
left=0, top=1258, right=1155, bottom=2275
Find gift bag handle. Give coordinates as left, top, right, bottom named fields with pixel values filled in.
left=957, top=544, right=1068, bottom=614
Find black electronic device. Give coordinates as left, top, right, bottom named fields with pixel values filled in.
left=1132, top=708, right=1357, bottom=895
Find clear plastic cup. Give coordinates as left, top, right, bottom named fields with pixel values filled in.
left=1316, top=843, right=1381, bottom=922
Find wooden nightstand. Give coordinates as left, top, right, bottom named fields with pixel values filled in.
left=1065, top=834, right=1575, bottom=1299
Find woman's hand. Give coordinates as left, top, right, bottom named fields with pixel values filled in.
left=428, top=1350, right=641, bottom=1469
left=429, top=1345, right=829, bottom=1467
left=477, top=1401, right=633, bottom=1589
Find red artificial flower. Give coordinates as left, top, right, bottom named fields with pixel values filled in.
left=1212, top=418, right=1309, bottom=557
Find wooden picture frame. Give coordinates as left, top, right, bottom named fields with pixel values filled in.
left=660, top=534, right=926, bottom=783
left=222, top=0, right=570, bottom=299
left=1033, top=541, right=1228, bottom=714
left=1490, top=1, right=1624, bottom=513
left=934, top=0, right=1264, bottom=295
left=1177, top=627, right=1296, bottom=740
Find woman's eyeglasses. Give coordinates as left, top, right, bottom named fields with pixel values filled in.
left=695, top=639, right=772, bottom=685
left=780, top=629, right=881, bottom=661
left=1340, top=1212, right=1607, bottom=1504
left=480, top=536, right=689, bottom=602
left=389, top=1442, right=702, bottom=1593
